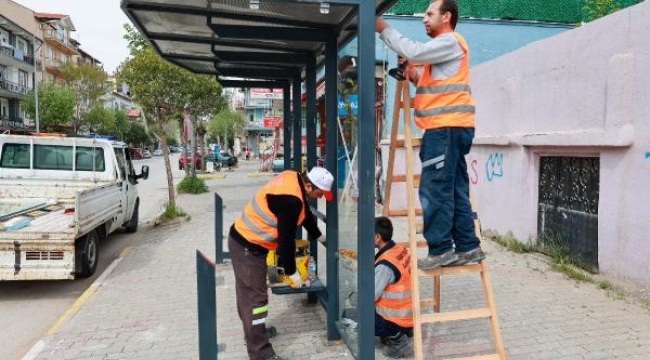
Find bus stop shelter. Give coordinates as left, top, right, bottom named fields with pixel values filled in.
left=121, top=0, right=397, bottom=358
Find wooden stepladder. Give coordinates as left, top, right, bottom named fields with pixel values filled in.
left=383, top=80, right=506, bottom=360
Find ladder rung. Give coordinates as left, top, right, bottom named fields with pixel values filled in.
left=420, top=299, right=437, bottom=307
left=419, top=262, right=483, bottom=277
left=390, top=174, right=420, bottom=187
left=395, top=138, right=422, bottom=147
left=396, top=240, right=428, bottom=248
left=448, top=355, right=501, bottom=360
left=421, top=308, right=492, bottom=323
left=388, top=209, right=423, bottom=216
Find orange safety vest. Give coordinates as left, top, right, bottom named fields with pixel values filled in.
left=413, top=32, right=475, bottom=130
left=233, top=171, right=306, bottom=250
left=375, top=244, right=413, bottom=328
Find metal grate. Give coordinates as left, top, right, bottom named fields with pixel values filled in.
left=538, top=156, right=599, bottom=271
left=25, top=251, right=65, bottom=261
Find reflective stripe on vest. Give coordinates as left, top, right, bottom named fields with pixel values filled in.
left=375, top=244, right=413, bottom=328
left=234, top=171, right=306, bottom=250
left=414, top=32, right=475, bottom=130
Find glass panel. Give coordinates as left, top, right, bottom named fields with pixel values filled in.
left=337, top=85, right=361, bottom=357
left=0, top=143, right=30, bottom=169
left=34, top=145, right=72, bottom=170
left=75, top=147, right=105, bottom=172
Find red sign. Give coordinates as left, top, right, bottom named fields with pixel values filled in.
left=263, top=116, right=283, bottom=128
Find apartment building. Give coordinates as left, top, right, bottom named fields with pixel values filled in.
left=0, top=0, right=41, bottom=133
left=34, top=12, right=78, bottom=84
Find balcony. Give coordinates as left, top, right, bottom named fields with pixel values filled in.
left=43, top=29, right=78, bottom=55
left=44, top=57, right=70, bottom=78
left=0, top=115, right=34, bottom=134
left=0, top=44, right=38, bottom=71
left=0, top=78, right=28, bottom=99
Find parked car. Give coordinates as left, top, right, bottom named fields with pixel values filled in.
left=129, top=147, right=143, bottom=160
left=153, top=148, right=163, bottom=156
left=179, top=153, right=202, bottom=170
left=217, top=152, right=237, bottom=167
left=142, top=149, right=152, bottom=159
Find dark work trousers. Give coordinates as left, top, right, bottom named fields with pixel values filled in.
left=419, top=127, right=480, bottom=256
left=375, top=312, right=411, bottom=340
left=229, top=235, right=275, bottom=360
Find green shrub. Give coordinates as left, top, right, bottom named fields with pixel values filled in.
left=177, top=176, right=208, bottom=194
left=157, top=202, right=186, bottom=223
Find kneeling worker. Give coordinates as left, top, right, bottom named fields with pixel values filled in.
left=375, top=216, right=414, bottom=358
left=228, top=167, right=333, bottom=360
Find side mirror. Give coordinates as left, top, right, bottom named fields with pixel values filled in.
left=140, top=165, right=150, bottom=180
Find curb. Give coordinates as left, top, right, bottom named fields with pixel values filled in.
left=21, top=247, right=132, bottom=360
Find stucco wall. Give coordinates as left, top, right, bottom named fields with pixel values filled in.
left=470, top=2, right=650, bottom=286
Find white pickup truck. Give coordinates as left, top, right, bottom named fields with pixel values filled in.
left=0, top=134, right=149, bottom=280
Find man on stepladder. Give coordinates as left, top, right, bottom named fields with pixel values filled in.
left=376, top=0, right=485, bottom=270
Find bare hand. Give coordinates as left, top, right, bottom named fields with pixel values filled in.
left=375, top=18, right=388, bottom=33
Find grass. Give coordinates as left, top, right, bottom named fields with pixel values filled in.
left=156, top=202, right=186, bottom=223
left=177, top=176, right=208, bottom=194
left=598, top=280, right=612, bottom=290
left=490, top=232, right=534, bottom=253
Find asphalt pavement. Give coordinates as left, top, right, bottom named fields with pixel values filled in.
left=21, top=159, right=650, bottom=360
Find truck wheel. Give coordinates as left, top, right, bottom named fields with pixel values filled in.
left=75, top=230, right=99, bottom=278
left=125, top=201, right=139, bottom=233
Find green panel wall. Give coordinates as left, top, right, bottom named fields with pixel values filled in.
left=388, top=0, right=645, bottom=23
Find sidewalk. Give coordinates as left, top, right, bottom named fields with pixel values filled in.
left=27, top=160, right=650, bottom=360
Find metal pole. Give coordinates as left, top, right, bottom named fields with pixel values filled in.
left=358, top=0, right=377, bottom=358
left=33, top=32, right=40, bottom=133
left=325, top=34, right=340, bottom=342
left=196, top=250, right=218, bottom=360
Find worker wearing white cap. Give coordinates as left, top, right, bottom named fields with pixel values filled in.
left=229, top=167, right=333, bottom=360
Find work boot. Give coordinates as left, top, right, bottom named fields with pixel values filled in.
left=264, top=355, right=287, bottom=360
left=417, top=249, right=458, bottom=270
left=452, top=247, right=486, bottom=266
left=382, top=332, right=413, bottom=358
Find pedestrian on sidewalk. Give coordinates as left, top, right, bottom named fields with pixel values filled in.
left=374, top=216, right=414, bottom=358
left=228, top=167, right=333, bottom=360
left=375, top=0, right=485, bottom=270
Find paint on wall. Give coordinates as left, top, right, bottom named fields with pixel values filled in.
left=486, top=153, right=504, bottom=181
left=469, top=158, right=479, bottom=185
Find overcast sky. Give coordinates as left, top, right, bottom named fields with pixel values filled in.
left=13, top=0, right=132, bottom=74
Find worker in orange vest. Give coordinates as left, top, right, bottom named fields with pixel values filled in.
left=229, top=167, right=332, bottom=360
left=374, top=216, right=414, bottom=358
left=376, top=0, right=484, bottom=270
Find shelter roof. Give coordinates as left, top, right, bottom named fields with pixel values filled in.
left=121, top=0, right=397, bottom=81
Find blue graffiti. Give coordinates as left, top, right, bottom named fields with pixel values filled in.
left=486, top=153, right=504, bottom=181
left=646, top=152, right=650, bottom=159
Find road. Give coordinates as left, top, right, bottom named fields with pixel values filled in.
left=0, top=154, right=182, bottom=360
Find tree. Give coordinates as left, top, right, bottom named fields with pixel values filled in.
left=23, top=82, right=76, bottom=132
left=108, top=109, right=131, bottom=140
left=118, top=24, right=227, bottom=208
left=125, top=122, right=151, bottom=148
left=84, top=104, right=116, bottom=134
left=207, top=108, right=246, bottom=151
left=60, top=63, right=109, bottom=134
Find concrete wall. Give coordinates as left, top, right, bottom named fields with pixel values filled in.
left=470, top=1, right=650, bottom=286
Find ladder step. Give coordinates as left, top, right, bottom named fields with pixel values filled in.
left=388, top=209, right=423, bottom=216
left=421, top=308, right=492, bottom=323
left=396, top=240, right=428, bottom=248
left=418, top=262, right=483, bottom=277
left=449, top=355, right=501, bottom=360
left=390, top=174, right=420, bottom=187
left=395, top=138, right=422, bottom=147
left=420, top=299, right=437, bottom=307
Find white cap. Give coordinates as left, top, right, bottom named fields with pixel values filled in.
left=307, top=166, right=334, bottom=201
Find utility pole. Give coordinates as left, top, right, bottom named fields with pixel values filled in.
left=32, top=27, right=43, bottom=133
